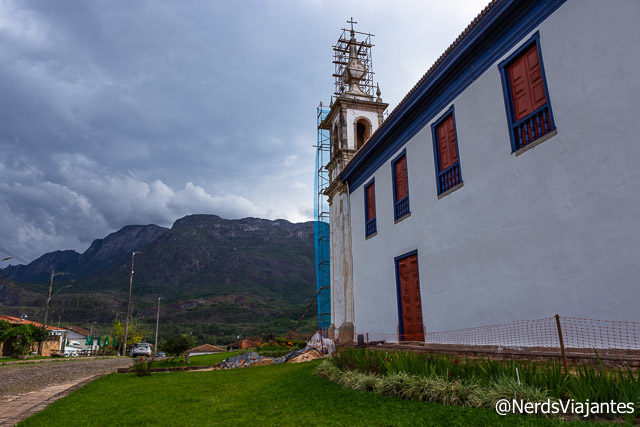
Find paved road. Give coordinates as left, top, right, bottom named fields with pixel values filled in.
left=0, top=358, right=133, bottom=402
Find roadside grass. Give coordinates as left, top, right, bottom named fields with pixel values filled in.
left=0, top=356, right=27, bottom=362
left=0, top=356, right=51, bottom=363
left=0, top=355, right=121, bottom=367
left=151, top=351, right=240, bottom=368
left=20, top=361, right=594, bottom=426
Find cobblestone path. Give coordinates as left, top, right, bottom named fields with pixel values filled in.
left=0, top=358, right=133, bottom=401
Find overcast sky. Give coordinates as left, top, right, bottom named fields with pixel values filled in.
left=0, top=0, right=488, bottom=263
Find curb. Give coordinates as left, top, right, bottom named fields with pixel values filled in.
left=117, top=365, right=221, bottom=373
left=0, top=356, right=124, bottom=366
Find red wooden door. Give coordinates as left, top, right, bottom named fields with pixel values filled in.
left=397, top=254, right=424, bottom=341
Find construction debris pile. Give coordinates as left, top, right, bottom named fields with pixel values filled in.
left=217, top=335, right=334, bottom=370
left=218, top=352, right=273, bottom=369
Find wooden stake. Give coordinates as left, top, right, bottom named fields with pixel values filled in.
left=555, top=314, right=568, bottom=375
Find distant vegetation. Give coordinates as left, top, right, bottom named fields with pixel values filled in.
left=0, top=215, right=319, bottom=345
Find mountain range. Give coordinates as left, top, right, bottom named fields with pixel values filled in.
left=0, top=215, right=319, bottom=343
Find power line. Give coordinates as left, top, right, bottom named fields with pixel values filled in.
left=0, top=245, right=32, bottom=264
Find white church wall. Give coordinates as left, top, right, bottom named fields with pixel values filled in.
left=329, top=189, right=350, bottom=329
left=349, top=0, right=640, bottom=337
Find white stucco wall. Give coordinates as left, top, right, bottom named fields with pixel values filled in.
left=330, top=108, right=380, bottom=151
left=329, top=189, right=351, bottom=329
left=346, top=109, right=379, bottom=150
left=349, top=0, right=640, bottom=339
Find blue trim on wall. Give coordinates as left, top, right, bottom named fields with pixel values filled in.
left=498, top=31, right=556, bottom=152
left=394, top=249, right=419, bottom=341
left=364, top=178, right=376, bottom=237
left=391, top=150, right=410, bottom=220
left=431, top=105, right=463, bottom=195
left=341, top=0, right=567, bottom=193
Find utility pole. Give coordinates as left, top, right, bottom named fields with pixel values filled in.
left=154, top=297, right=161, bottom=357
left=40, top=270, right=70, bottom=355
left=43, top=270, right=55, bottom=329
left=122, top=251, right=139, bottom=356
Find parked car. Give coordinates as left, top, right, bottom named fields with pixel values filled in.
left=130, top=342, right=152, bottom=357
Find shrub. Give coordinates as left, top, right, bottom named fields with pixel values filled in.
left=483, top=375, right=550, bottom=407
left=315, top=362, right=485, bottom=407
left=132, top=357, right=154, bottom=376
left=161, top=333, right=196, bottom=357
left=0, top=322, right=50, bottom=356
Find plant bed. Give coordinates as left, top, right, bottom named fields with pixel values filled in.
left=316, top=348, right=639, bottom=422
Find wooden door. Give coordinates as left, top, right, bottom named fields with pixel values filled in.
left=397, top=254, right=424, bottom=341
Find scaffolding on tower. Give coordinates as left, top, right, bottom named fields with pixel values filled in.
left=314, top=104, right=331, bottom=333
left=333, top=28, right=375, bottom=97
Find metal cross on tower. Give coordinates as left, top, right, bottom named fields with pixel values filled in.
left=347, top=17, right=357, bottom=33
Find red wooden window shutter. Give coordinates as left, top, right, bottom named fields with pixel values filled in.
left=436, top=114, right=458, bottom=170
left=508, top=43, right=547, bottom=122
left=366, top=182, right=376, bottom=220
left=394, top=156, right=408, bottom=200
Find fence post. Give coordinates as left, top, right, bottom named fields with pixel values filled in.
left=555, top=314, right=568, bottom=375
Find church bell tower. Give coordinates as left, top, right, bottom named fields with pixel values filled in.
left=319, top=19, right=388, bottom=344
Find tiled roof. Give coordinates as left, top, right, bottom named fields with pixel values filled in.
left=65, top=325, right=91, bottom=336
left=0, top=314, right=60, bottom=331
left=186, top=344, right=225, bottom=353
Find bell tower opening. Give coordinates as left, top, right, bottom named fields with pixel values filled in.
left=355, top=118, right=371, bottom=150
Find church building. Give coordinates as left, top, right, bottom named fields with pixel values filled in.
left=321, top=0, right=640, bottom=344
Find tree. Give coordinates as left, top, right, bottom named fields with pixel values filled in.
left=112, top=318, right=148, bottom=354
left=162, top=333, right=196, bottom=357
left=0, top=323, right=49, bottom=356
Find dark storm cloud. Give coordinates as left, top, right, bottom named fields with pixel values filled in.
left=0, top=0, right=487, bottom=262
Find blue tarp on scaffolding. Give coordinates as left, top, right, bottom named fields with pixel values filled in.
left=314, top=106, right=331, bottom=331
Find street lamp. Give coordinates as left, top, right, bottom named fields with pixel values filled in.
left=122, top=251, right=140, bottom=356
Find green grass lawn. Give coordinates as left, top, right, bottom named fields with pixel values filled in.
left=152, top=351, right=240, bottom=368
left=20, top=361, right=595, bottom=426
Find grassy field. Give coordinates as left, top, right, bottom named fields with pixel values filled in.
left=152, top=351, right=240, bottom=368
left=20, top=361, right=595, bottom=426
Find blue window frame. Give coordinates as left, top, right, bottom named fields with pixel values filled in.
left=364, top=179, right=376, bottom=237
left=392, top=150, right=410, bottom=221
left=431, top=106, right=463, bottom=196
left=499, top=32, right=556, bottom=153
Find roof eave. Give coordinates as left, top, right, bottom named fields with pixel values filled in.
left=339, top=0, right=513, bottom=184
